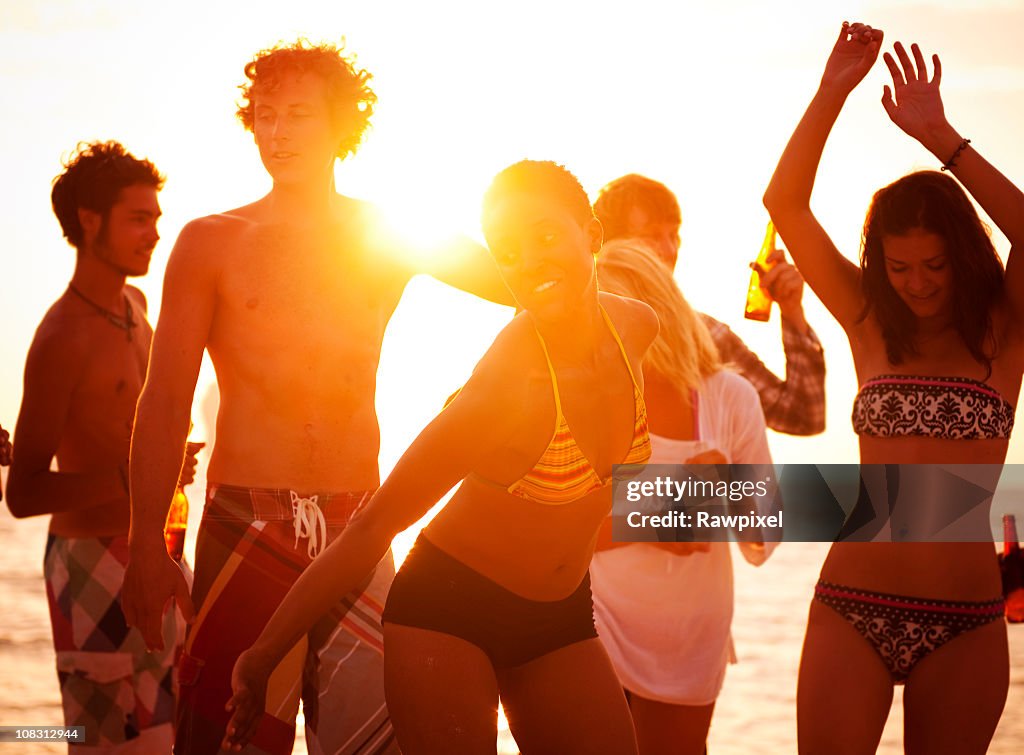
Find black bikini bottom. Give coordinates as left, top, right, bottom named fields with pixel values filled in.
left=383, top=535, right=597, bottom=669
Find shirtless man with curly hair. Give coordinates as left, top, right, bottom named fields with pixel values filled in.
left=121, top=41, right=508, bottom=755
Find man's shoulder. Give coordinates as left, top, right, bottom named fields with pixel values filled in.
left=334, top=195, right=404, bottom=254
left=124, top=284, right=148, bottom=314
left=26, top=299, right=91, bottom=369
left=180, top=206, right=259, bottom=239
left=185, top=196, right=383, bottom=245
left=167, top=207, right=264, bottom=273
left=330, top=195, right=418, bottom=281
left=335, top=193, right=378, bottom=218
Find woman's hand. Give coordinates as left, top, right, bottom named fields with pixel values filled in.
left=881, top=42, right=951, bottom=151
left=222, top=647, right=272, bottom=751
left=820, top=22, right=884, bottom=95
left=640, top=448, right=727, bottom=557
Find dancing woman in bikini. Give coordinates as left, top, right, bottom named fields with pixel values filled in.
left=223, top=160, right=657, bottom=754
left=764, top=22, right=1024, bottom=754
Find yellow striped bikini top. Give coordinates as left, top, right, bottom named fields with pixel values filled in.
left=479, top=306, right=652, bottom=505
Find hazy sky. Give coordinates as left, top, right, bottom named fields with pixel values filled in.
left=2, top=0, right=1024, bottom=473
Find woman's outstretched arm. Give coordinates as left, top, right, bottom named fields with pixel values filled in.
left=763, top=22, right=884, bottom=329
left=880, top=42, right=1024, bottom=316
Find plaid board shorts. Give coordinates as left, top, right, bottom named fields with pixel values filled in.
left=44, top=534, right=183, bottom=749
left=175, top=484, right=398, bottom=755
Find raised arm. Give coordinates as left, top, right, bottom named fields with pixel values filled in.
left=363, top=202, right=514, bottom=306
left=421, top=235, right=516, bottom=306
left=880, top=42, right=1024, bottom=317
left=703, top=308, right=826, bottom=436
left=763, top=22, right=884, bottom=329
left=121, top=219, right=219, bottom=649
left=221, top=329, right=526, bottom=749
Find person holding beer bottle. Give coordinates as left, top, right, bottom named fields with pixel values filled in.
left=5, top=142, right=200, bottom=752
left=594, top=176, right=826, bottom=436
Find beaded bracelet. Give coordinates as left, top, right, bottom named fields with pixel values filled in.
left=940, top=138, right=971, bottom=172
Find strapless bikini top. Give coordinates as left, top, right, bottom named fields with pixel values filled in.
left=852, top=374, right=1014, bottom=440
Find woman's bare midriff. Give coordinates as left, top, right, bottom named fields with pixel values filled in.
left=821, top=541, right=1001, bottom=600
left=819, top=434, right=1007, bottom=600
left=423, top=475, right=611, bottom=602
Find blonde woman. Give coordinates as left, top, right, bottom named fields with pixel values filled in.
left=593, top=240, right=774, bottom=754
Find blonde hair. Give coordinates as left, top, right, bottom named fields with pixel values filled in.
left=597, top=239, right=721, bottom=392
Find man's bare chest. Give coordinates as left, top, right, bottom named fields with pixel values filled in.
left=71, top=328, right=150, bottom=422
left=215, top=252, right=405, bottom=348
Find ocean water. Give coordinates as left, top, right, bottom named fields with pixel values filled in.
left=1, top=511, right=1021, bottom=754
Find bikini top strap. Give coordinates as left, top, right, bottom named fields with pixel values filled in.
left=600, top=304, right=641, bottom=390
left=529, top=319, right=564, bottom=418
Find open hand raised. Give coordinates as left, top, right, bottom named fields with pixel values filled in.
left=820, top=22, right=884, bottom=94
left=881, top=42, right=949, bottom=146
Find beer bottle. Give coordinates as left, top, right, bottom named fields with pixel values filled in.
left=164, top=486, right=188, bottom=562
left=1000, top=514, right=1024, bottom=623
left=745, top=221, right=777, bottom=322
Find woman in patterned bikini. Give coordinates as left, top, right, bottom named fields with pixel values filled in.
left=221, top=160, right=657, bottom=754
left=764, top=22, right=1024, bottom=754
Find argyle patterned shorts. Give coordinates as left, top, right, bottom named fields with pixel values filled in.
left=44, top=534, right=183, bottom=748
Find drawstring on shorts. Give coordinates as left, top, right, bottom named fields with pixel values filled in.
left=290, top=491, right=327, bottom=559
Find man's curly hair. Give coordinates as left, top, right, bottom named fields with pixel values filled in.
left=237, top=39, right=377, bottom=161
left=51, top=140, right=164, bottom=250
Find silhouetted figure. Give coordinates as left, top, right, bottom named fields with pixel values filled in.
left=121, top=40, right=508, bottom=755
left=6, top=141, right=196, bottom=752
left=595, top=174, right=827, bottom=436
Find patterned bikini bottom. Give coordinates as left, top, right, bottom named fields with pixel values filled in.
left=813, top=580, right=1005, bottom=684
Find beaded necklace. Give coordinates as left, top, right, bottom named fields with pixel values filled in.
left=68, top=285, right=137, bottom=341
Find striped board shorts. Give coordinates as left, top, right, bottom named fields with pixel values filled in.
left=175, top=484, right=398, bottom=755
left=44, top=534, right=183, bottom=750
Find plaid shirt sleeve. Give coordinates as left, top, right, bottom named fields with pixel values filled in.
left=700, top=313, right=826, bottom=436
